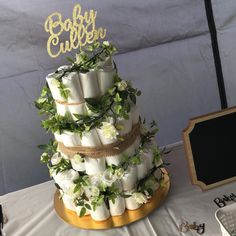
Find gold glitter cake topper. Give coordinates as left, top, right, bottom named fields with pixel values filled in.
left=44, top=4, right=107, bottom=58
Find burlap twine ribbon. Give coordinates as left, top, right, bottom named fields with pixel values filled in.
left=58, top=123, right=140, bottom=158
left=55, top=100, right=85, bottom=106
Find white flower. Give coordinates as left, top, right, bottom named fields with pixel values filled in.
left=53, top=169, right=79, bottom=182
left=133, top=192, right=148, bottom=204
left=71, top=154, right=85, bottom=171
left=103, top=41, right=110, bottom=46
left=64, top=183, right=83, bottom=198
left=51, top=153, right=62, bottom=165
left=117, top=80, right=127, bottom=91
left=102, top=169, right=117, bottom=186
left=114, top=168, right=124, bottom=179
left=140, top=124, right=149, bottom=135
left=84, top=186, right=100, bottom=198
left=52, top=169, right=79, bottom=192
left=90, top=175, right=101, bottom=186
left=100, top=122, right=119, bottom=140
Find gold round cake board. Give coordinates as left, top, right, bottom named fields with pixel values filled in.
left=54, top=168, right=170, bottom=230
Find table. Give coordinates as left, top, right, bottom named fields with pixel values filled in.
left=1, top=145, right=235, bottom=236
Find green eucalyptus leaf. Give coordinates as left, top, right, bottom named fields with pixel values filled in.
left=85, top=204, right=91, bottom=210
left=80, top=207, right=86, bottom=217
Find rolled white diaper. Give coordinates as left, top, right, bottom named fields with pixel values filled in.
left=52, top=169, right=79, bottom=191
left=61, top=131, right=81, bottom=147
left=68, top=103, right=86, bottom=120
left=79, top=71, right=100, bottom=98
left=143, top=150, right=153, bottom=171
left=109, top=196, right=126, bottom=216
left=116, top=115, right=132, bottom=136
left=105, top=154, right=123, bottom=166
left=54, top=132, right=63, bottom=142
left=71, top=154, right=86, bottom=172
left=121, top=166, right=137, bottom=191
left=90, top=202, right=110, bottom=221
left=124, top=144, right=136, bottom=157
left=62, top=194, right=76, bottom=211
left=133, top=135, right=141, bottom=151
left=75, top=205, right=90, bottom=216
left=136, top=154, right=148, bottom=180
left=131, top=105, right=140, bottom=125
left=125, top=195, right=141, bottom=210
left=80, top=129, right=101, bottom=147
left=97, top=69, right=116, bottom=95
left=84, top=157, right=106, bottom=175
left=46, top=73, right=66, bottom=101
left=55, top=101, right=68, bottom=116
left=62, top=72, right=84, bottom=103
left=96, top=127, right=118, bottom=145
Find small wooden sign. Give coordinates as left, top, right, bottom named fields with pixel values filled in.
left=183, top=107, right=236, bottom=191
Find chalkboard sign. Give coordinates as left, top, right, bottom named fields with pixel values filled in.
left=183, top=107, right=236, bottom=190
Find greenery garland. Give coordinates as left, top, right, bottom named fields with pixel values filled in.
left=35, top=75, right=141, bottom=136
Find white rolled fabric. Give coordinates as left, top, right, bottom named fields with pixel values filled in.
left=80, top=129, right=101, bottom=147
left=121, top=166, right=137, bottom=191
left=133, top=136, right=141, bottom=151
left=61, top=131, right=81, bottom=147
left=46, top=73, right=66, bottom=101
left=84, top=157, right=106, bottom=175
left=90, top=202, right=110, bottom=221
left=55, top=101, right=68, bottom=116
left=75, top=205, right=90, bottom=216
left=52, top=169, right=79, bottom=191
left=62, top=194, right=76, bottom=211
left=123, top=144, right=136, bottom=157
left=105, top=154, right=123, bottom=166
left=149, top=169, right=162, bottom=192
left=97, top=69, right=116, bottom=95
left=54, top=132, right=63, bottom=142
left=79, top=71, right=100, bottom=98
left=151, top=179, right=160, bottom=192
left=96, top=128, right=117, bottom=145
left=142, top=151, right=153, bottom=171
left=62, top=72, right=84, bottom=103
left=131, top=105, right=140, bottom=125
left=71, top=154, right=86, bottom=172
left=68, top=103, right=86, bottom=120
left=58, top=65, right=71, bottom=71
left=136, top=155, right=148, bottom=180
left=125, top=195, right=141, bottom=210
left=116, top=115, right=132, bottom=136
left=153, top=168, right=163, bottom=180
left=109, top=196, right=126, bottom=216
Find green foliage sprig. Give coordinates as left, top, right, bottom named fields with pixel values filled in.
left=140, top=119, right=159, bottom=147
left=38, top=139, right=57, bottom=164
left=35, top=86, right=56, bottom=116
left=137, top=166, right=163, bottom=197
left=56, top=41, right=117, bottom=78
left=38, top=76, right=141, bottom=135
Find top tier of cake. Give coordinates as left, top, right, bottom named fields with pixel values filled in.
left=40, top=41, right=141, bottom=150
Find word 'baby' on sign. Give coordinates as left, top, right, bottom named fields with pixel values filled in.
left=44, top=4, right=107, bottom=58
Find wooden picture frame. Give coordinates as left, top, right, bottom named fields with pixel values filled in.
left=183, top=106, right=236, bottom=191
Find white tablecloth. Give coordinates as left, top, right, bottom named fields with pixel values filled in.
left=1, top=145, right=235, bottom=236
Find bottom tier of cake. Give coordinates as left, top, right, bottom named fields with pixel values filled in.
left=54, top=168, right=170, bottom=229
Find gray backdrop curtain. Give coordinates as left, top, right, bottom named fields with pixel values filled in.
left=0, top=0, right=234, bottom=194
